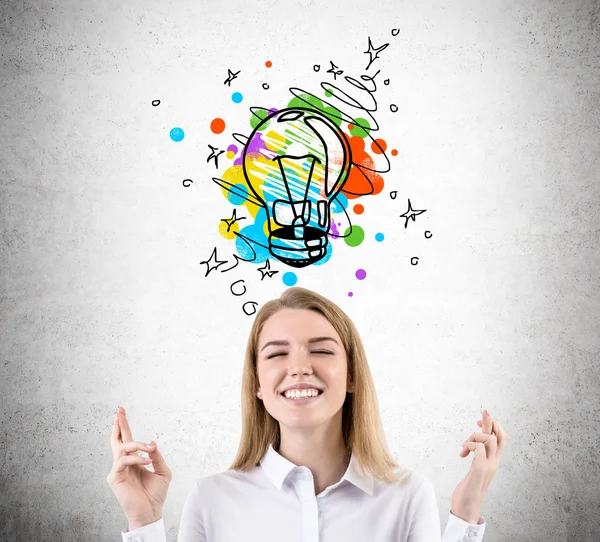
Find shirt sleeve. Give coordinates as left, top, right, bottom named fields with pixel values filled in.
left=408, top=477, right=487, bottom=542
left=119, top=481, right=206, bottom=542
left=176, top=479, right=207, bottom=542
left=443, top=510, right=486, bottom=541
left=121, top=517, right=166, bottom=542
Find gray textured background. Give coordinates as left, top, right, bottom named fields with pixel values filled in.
left=1, top=0, right=599, bottom=540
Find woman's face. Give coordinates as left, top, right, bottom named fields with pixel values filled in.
left=256, top=309, right=351, bottom=432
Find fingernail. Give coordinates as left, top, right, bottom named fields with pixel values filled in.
left=484, top=409, right=491, bottom=416
left=462, top=440, right=467, bottom=446
left=146, top=444, right=155, bottom=449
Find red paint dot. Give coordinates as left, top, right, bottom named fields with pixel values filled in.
left=348, top=123, right=354, bottom=130
left=391, top=149, right=398, bottom=156
left=371, top=138, right=387, bottom=154
left=353, top=204, right=364, bottom=214
left=210, top=118, right=226, bottom=134
left=265, top=60, right=272, bottom=68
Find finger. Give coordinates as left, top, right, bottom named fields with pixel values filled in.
left=482, top=409, right=493, bottom=434
left=146, top=441, right=172, bottom=480
left=110, top=411, right=121, bottom=453
left=495, top=420, right=508, bottom=455
left=113, top=453, right=153, bottom=476
left=464, top=441, right=487, bottom=462
left=117, top=407, right=134, bottom=443
left=478, top=419, right=504, bottom=437
left=460, top=431, right=497, bottom=458
left=119, top=441, right=156, bottom=457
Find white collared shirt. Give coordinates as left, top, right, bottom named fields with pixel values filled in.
left=122, top=443, right=486, bottom=541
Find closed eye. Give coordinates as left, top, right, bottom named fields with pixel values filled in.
left=266, top=350, right=333, bottom=359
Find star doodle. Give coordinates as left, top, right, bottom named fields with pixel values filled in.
left=207, top=144, right=225, bottom=169
left=399, top=199, right=426, bottom=228
left=364, top=37, right=389, bottom=70
left=224, top=69, right=240, bottom=86
left=199, top=247, right=228, bottom=277
left=257, top=259, right=279, bottom=280
left=327, top=61, right=344, bottom=80
left=221, top=209, right=246, bottom=233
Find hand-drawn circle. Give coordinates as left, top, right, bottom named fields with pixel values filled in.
left=390, top=190, right=398, bottom=199
left=313, top=65, right=321, bottom=72
left=183, top=178, right=193, bottom=187
left=425, top=231, right=432, bottom=239
left=384, top=79, right=390, bottom=85
left=230, top=279, right=247, bottom=296
left=411, top=257, right=419, bottom=266
left=262, top=83, right=269, bottom=90
left=390, top=104, right=398, bottom=113
left=243, top=301, right=258, bottom=316
left=151, top=99, right=160, bottom=106
left=391, top=29, right=400, bottom=36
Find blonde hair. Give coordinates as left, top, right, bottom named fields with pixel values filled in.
left=228, top=286, right=409, bottom=484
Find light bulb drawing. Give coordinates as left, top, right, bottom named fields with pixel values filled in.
left=199, top=35, right=438, bottom=311
left=241, top=107, right=352, bottom=268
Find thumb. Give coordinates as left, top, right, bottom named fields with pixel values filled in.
left=148, top=441, right=170, bottom=476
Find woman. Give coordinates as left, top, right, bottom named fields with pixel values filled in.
left=108, top=287, right=508, bottom=541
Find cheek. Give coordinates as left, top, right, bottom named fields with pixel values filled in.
left=258, top=365, right=283, bottom=390
left=323, top=363, right=347, bottom=383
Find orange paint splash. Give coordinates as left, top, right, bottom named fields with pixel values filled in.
left=371, top=138, right=387, bottom=154
left=211, top=118, right=226, bottom=134
left=342, top=136, right=385, bottom=199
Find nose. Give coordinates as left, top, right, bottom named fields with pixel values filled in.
left=287, top=350, right=314, bottom=376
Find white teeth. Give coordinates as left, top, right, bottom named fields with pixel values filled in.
left=283, top=388, right=320, bottom=399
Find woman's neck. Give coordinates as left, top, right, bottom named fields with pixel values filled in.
left=277, top=432, right=351, bottom=495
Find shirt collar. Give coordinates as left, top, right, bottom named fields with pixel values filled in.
left=259, top=442, right=374, bottom=495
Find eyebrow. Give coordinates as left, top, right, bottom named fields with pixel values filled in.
left=260, top=337, right=339, bottom=353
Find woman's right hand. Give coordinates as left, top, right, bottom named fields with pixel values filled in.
left=106, top=406, right=173, bottom=529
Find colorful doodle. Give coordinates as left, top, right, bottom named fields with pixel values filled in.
left=191, top=33, right=430, bottom=310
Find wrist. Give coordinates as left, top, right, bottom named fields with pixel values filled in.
left=128, top=515, right=162, bottom=531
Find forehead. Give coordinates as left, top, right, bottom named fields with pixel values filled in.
left=259, top=309, right=339, bottom=342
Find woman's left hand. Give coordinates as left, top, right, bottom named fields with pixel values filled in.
left=450, top=409, right=509, bottom=524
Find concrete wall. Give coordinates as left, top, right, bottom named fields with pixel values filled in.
left=1, top=0, right=598, bottom=539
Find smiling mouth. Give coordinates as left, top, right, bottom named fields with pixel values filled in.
left=280, top=390, right=324, bottom=403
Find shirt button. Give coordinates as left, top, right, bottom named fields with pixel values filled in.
left=130, top=537, right=143, bottom=542
left=468, top=528, right=477, bottom=538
